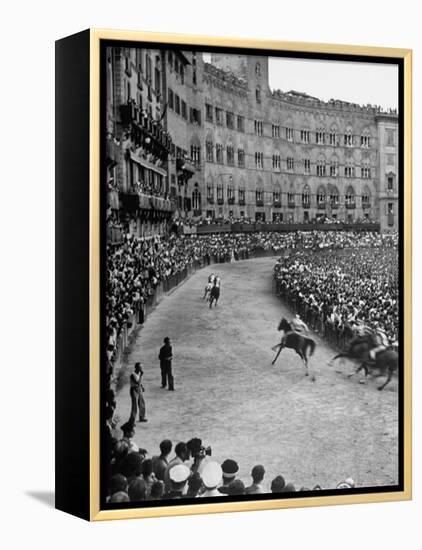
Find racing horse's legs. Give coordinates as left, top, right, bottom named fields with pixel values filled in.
left=272, top=344, right=284, bottom=365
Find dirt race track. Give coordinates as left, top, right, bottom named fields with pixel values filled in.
left=115, top=257, right=398, bottom=490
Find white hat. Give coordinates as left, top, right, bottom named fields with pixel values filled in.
left=169, top=464, right=190, bottom=484
left=202, top=462, right=222, bottom=489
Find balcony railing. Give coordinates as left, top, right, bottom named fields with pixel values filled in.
left=238, top=199, right=245, bottom=206
left=330, top=202, right=339, bottom=209
left=346, top=202, right=356, bottom=209
left=228, top=197, right=235, bottom=205
left=256, top=199, right=264, bottom=207
left=273, top=201, right=281, bottom=208
left=207, top=197, right=214, bottom=205
left=217, top=198, right=224, bottom=205
left=317, top=202, right=326, bottom=210
left=302, top=201, right=311, bottom=208
left=288, top=201, right=296, bottom=208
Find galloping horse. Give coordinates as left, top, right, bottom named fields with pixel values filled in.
left=272, top=317, right=316, bottom=378
left=329, top=335, right=398, bottom=391
left=203, top=281, right=212, bottom=301
left=209, top=285, right=220, bottom=308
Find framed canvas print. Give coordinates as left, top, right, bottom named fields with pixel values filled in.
left=55, top=29, right=412, bottom=521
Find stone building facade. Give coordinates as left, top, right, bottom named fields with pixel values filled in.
left=106, top=48, right=399, bottom=237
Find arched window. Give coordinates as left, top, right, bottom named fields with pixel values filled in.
left=344, top=125, right=354, bottom=147
left=190, top=135, right=201, bottom=168
left=329, top=124, right=338, bottom=146
left=205, top=132, right=213, bottom=162
left=288, top=183, right=296, bottom=207
left=345, top=185, right=355, bottom=207
left=273, top=182, right=281, bottom=205
left=361, top=156, right=371, bottom=179
left=386, top=171, right=395, bottom=191
left=317, top=185, right=326, bottom=208
left=328, top=185, right=339, bottom=208
left=302, top=184, right=310, bottom=208
left=192, top=183, right=201, bottom=212
left=345, top=157, right=355, bottom=178
left=362, top=185, right=371, bottom=209
left=330, top=155, right=339, bottom=177
left=316, top=155, right=326, bottom=176
left=360, top=129, right=371, bottom=148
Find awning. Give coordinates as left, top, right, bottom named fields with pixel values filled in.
left=129, top=151, right=167, bottom=177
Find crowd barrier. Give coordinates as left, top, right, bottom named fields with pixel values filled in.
left=274, top=281, right=352, bottom=352
left=110, top=247, right=283, bottom=377
left=196, top=222, right=380, bottom=235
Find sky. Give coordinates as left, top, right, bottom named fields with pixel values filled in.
left=203, top=53, right=398, bottom=111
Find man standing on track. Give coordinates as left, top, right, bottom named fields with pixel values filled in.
left=159, top=336, right=174, bottom=391
left=129, top=362, right=147, bottom=423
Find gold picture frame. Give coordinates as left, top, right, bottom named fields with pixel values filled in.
left=56, top=28, right=412, bottom=521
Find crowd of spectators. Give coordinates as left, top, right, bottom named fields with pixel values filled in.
left=105, top=411, right=357, bottom=503
left=274, top=239, right=399, bottom=343
left=106, top=230, right=398, bottom=373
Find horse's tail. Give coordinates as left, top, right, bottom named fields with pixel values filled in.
left=306, top=338, right=316, bottom=357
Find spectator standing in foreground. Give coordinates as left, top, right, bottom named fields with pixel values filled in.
left=163, top=441, right=190, bottom=492
left=245, top=465, right=266, bottom=494
left=159, top=336, right=174, bottom=390
left=152, top=439, right=173, bottom=481
left=129, top=362, right=147, bottom=422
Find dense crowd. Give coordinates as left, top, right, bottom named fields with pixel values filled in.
left=105, top=408, right=356, bottom=502
left=274, top=243, right=399, bottom=343
left=106, top=230, right=398, bottom=371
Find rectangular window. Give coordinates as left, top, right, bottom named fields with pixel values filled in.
left=175, top=94, right=180, bottom=115
left=360, top=135, right=370, bottom=147
left=272, top=155, right=281, bottom=170
left=191, top=146, right=201, bottom=168
left=205, top=103, right=213, bottom=122
left=226, top=112, right=234, bottom=129
left=168, top=88, right=174, bottom=110
left=301, top=130, right=310, bottom=143
left=237, top=148, right=245, bottom=168
left=216, top=144, right=224, bottom=164
left=286, top=127, right=294, bottom=141
left=190, top=108, right=201, bottom=125
left=215, top=107, right=223, bottom=125
left=329, top=132, right=337, bottom=146
left=226, top=146, right=235, bottom=166
left=272, top=124, right=280, bottom=138
left=287, top=157, right=294, bottom=171
left=387, top=176, right=394, bottom=191
left=238, top=189, right=245, bottom=204
left=303, top=159, right=311, bottom=174
left=387, top=129, right=395, bottom=146
left=155, top=67, right=161, bottom=95
left=255, top=152, right=264, bottom=169
left=330, top=163, right=338, bottom=177
left=181, top=100, right=187, bottom=120
left=315, top=131, right=325, bottom=144
left=254, top=120, right=263, bottom=136
left=206, top=141, right=213, bottom=162
left=237, top=115, right=245, bottom=132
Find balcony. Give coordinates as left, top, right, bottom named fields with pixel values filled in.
left=302, top=201, right=311, bottom=209
left=238, top=199, right=245, bottom=206
left=288, top=201, right=296, bottom=208
left=346, top=203, right=356, bottom=209
left=228, top=197, right=235, bottom=205
left=330, top=202, right=339, bottom=210
left=256, top=199, right=264, bottom=207
left=207, top=197, right=214, bottom=205
left=317, top=202, right=326, bottom=210
left=217, top=198, right=224, bottom=205
left=273, top=201, right=281, bottom=208
left=362, top=202, right=371, bottom=209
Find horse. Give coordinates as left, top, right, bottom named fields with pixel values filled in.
left=329, top=336, right=398, bottom=391
left=203, top=282, right=212, bottom=301
left=209, top=285, right=220, bottom=308
left=272, top=317, right=316, bottom=378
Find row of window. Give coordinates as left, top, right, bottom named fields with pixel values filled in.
left=168, top=87, right=201, bottom=124
left=205, top=144, right=373, bottom=178
left=204, top=186, right=372, bottom=206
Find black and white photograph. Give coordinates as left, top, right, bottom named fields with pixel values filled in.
left=102, top=43, right=403, bottom=509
